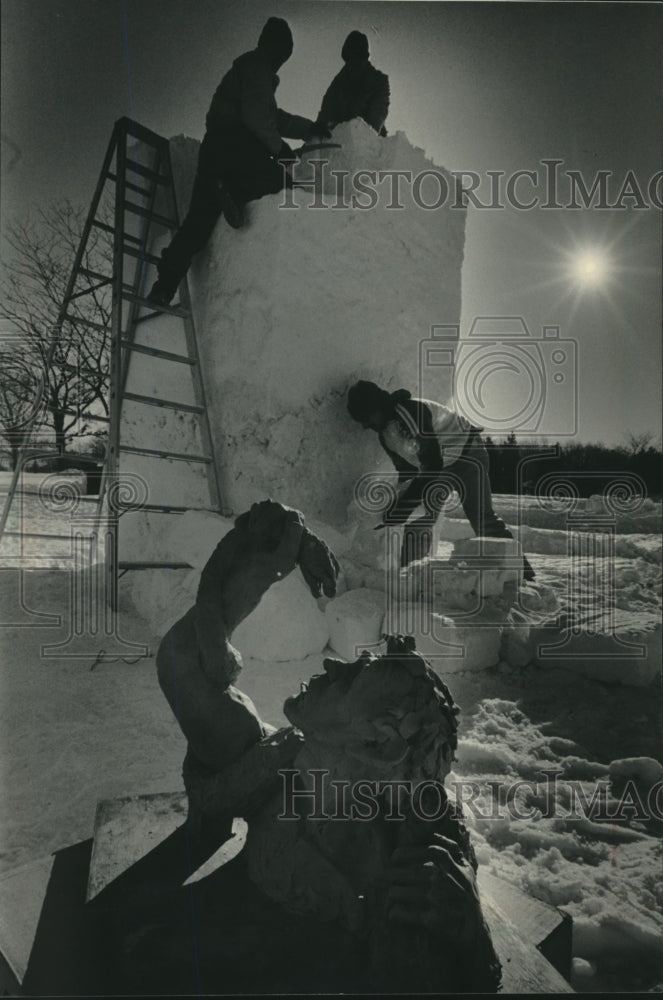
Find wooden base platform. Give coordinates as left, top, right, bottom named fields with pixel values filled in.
left=1, top=792, right=573, bottom=995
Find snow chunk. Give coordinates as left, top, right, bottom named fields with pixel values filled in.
left=164, top=509, right=234, bottom=570
left=385, top=602, right=502, bottom=673
left=609, top=757, right=663, bottom=788
left=324, top=587, right=386, bottom=661
left=232, top=570, right=329, bottom=662
left=534, top=621, right=661, bottom=687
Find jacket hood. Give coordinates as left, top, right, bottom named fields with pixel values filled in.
left=257, top=17, right=293, bottom=71
left=389, top=388, right=412, bottom=406
left=342, top=30, right=369, bottom=63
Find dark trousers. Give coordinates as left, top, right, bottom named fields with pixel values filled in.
left=158, top=126, right=290, bottom=288
left=401, top=435, right=534, bottom=577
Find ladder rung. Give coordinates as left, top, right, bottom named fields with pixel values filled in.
left=107, top=172, right=152, bottom=199
left=124, top=158, right=169, bottom=185
left=119, top=339, right=196, bottom=364
left=116, top=503, right=220, bottom=514
left=122, top=245, right=160, bottom=266
left=80, top=267, right=112, bottom=283
left=0, top=531, right=96, bottom=540
left=123, top=231, right=143, bottom=247
left=92, top=219, right=115, bottom=235
left=1, top=449, right=60, bottom=460
left=51, top=451, right=105, bottom=465
left=68, top=278, right=112, bottom=301
left=119, top=445, right=212, bottom=464
left=64, top=314, right=109, bottom=333
left=119, top=561, right=192, bottom=570
left=122, top=290, right=188, bottom=317
left=93, top=219, right=142, bottom=248
left=123, top=392, right=204, bottom=414
left=135, top=307, right=184, bottom=323
left=124, top=200, right=178, bottom=229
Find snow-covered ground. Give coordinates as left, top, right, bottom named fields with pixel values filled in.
left=0, top=480, right=661, bottom=992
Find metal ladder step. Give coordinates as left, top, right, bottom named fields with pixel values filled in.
left=92, top=220, right=144, bottom=248
left=79, top=267, right=112, bottom=283
left=118, top=445, right=213, bottom=464
left=122, top=290, right=188, bottom=317
left=106, top=172, right=152, bottom=199
left=119, top=339, right=196, bottom=364
left=124, top=200, right=178, bottom=229
left=114, top=503, right=220, bottom=514
left=68, top=277, right=112, bottom=300
left=123, top=158, right=169, bottom=184
left=123, top=392, right=204, bottom=414
left=122, top=245, right=160, bottom=266
left=119, top=561, right=192, bottom=570
left=64, top=314, right=109, bottom=333
left=1, top=530, right=97, bottom=541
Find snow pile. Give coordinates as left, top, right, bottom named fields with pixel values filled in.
left=442, top=492, right=662, bottom=535
left=449, top=698, right=663, bottom=992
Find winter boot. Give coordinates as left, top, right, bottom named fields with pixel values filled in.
left=218, top=183, right=245, bottom=229
left=146, top=276, right=179, bottom=309
left=522, top=555, right=535, bottom=581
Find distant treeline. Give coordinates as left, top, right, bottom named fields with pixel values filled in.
left=484, top=433, right=663, bottom=500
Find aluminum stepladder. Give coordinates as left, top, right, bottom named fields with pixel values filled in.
left=0, top=117, right=223, bottom=618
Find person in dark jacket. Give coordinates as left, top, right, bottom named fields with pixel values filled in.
left=148, top=18, right=321, bottom=307
left=316, top=31, right=390, bottom=137
left=347, top=380, right=535, bottom=578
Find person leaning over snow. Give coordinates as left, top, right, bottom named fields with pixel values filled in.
left=347, top=380, right=535, bottom=579
left=315, top=31, right=390, bottom=137
left=148, top=18, right=326, bottom=308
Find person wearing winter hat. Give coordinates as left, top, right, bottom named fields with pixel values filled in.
left=316, top=30, right=390, bottom=137
left=347, top=380, right=535, bottom=579
left=148, top=18, right=324, bottom=308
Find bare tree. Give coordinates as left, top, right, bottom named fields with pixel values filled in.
left=624, top=430, right=656, bottom=456
left=0, top=340, right=45, bottom=469
left=0, top=199, right=112, bottom=462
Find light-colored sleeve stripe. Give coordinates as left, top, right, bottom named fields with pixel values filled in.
left=395, top=403, right=419, bottom=438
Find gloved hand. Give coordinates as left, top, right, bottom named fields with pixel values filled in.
left=297, top=526, right=340, bottom=598
left=383, top=481, right=425, bottom=525
left=276, top=140, right=297, bottom=164
left=305, top=120, right=333, bottom=140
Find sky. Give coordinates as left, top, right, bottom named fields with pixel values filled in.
left=1, top=0, right=661, bottom=446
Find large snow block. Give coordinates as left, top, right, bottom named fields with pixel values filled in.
left=169, top=119, right=466, bottom=525
left=124, top=511, right=235, bottom=627
left=452, top=536, right=523, bottom=598
left=162, top=509, right=234, bottom=570
left=126, top=567, right=199, bottom=637
left=324, top=587, right=387, bottom=661
left=231, top=571, right=329, bottom=662
left=400, top=557, right=480, bottom=612
left=532, top=620, right=662, bottom=687
left=385, top=603, right=502, bottom=673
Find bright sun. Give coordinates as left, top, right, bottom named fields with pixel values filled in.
left=572, top=250, right=611, bottom=286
